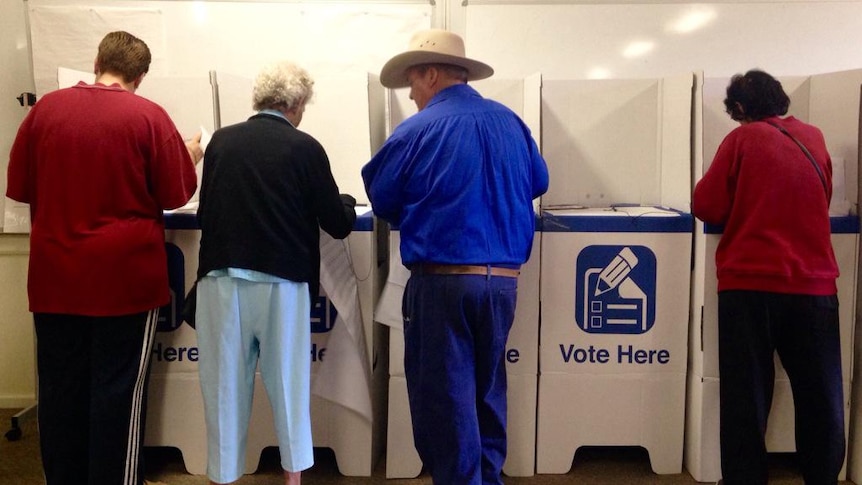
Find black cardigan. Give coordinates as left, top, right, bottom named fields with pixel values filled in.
left=196, top=113, right=355, bottom=295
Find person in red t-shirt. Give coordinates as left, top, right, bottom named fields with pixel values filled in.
left=6, top=31, right=201, bottom=485
left=693, top=69, right=844, bottom=485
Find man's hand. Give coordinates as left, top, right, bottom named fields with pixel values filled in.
left=185, top=132, right=203, bottom=165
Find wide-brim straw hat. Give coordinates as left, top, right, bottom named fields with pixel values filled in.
left=380, top=29, right=494, bottom=88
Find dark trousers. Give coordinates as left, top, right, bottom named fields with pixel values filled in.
left=718, top=291, right=844, bottom=485
left=34, top=311, right=159, bottom=485
left=403, top=272, right=517, bottom=485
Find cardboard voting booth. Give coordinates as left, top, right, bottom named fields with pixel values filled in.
left=147, top=208, right=386, bottom=476
left=685, top=70, right=862, bottom=483
left=536, top=208, right=692, bottom=474
left=377, top=75, right=543, bottom=478
left=535, top=74, right=695, bottom=475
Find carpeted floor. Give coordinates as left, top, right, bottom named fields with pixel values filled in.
left=1, top=407, right=834, bottom=484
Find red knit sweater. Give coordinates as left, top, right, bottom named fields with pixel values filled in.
left=7, top=82, right=197, bottom=315
left=693, top=116, right=838, bottom=295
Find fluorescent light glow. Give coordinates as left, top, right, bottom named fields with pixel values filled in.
left=587, top=67, right=611, bottom=80
left=622, top=41, right=654, bottom=59
left=668, top=9, right=716, bottom=34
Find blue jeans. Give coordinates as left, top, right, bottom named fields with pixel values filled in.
left=718, top=290, right=844, bottom=485
left=403, top=271, right=518, bottom=485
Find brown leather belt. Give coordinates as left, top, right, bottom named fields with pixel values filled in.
left=414, top=264, right=520, bottom=278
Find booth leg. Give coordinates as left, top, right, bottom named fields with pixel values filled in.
left=5, top=403, right=37, bottom=441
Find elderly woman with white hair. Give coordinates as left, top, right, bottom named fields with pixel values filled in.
left=195, top=61, right=357, bottom=485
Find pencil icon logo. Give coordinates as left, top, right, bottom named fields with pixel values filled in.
left=576, top=245, right=656, bottom=335
left=594, top=247, right=639, bottom=296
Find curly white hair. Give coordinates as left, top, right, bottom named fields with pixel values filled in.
left=252, top=61, right=314, bottom=112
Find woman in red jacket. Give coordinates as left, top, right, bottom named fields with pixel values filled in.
left=693, top=69, right=844, bottom=485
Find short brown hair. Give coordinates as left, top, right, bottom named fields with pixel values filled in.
left=95, top=31, right=151, bottom=83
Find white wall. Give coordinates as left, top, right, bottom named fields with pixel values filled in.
left=1, top=0, right=32, bottom=227
left=460, top=1, right=862, bottom=80
left=0, top=0, right=36, bottom=408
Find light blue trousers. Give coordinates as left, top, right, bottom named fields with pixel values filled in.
left=196, top=275, right=313, bottom=484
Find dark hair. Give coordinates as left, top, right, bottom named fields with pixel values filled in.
left=95, top=31, right=151, bottom=83
left=723, top=69, right=790, bottom=122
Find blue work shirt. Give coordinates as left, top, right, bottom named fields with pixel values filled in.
left=362, top=83, right=549, bottom=266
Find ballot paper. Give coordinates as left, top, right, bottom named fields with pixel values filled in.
left=374, top=231, right=410, bottom=329
left=2, top=200, right=30, bottom=233
left=169, top=126, right=211, bottom=213
left=313, top=229, right=373, bottom=421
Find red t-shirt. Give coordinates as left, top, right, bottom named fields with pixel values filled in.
left=693, top=116, right=838, bottom=295
left=7, top=82, right=197, bottom=315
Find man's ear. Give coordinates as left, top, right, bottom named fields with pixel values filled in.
left=132, top=73, right=146, bottom=90
left=426, top=65, right=439, bottom=86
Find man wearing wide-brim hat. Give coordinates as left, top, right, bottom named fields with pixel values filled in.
left=363, top=29, right=549, bottom=485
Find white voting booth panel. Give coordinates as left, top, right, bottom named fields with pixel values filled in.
left=145, top=208, right=386, bottom=476
left=536, top=74, right=694, bottom=475
left=685, top=70, right=862, bottom=483
left=541, top=74, right=694, bottom=211
left=377, top=75, right=543, bottom=478
left=536, top=208, right=693, bottom=475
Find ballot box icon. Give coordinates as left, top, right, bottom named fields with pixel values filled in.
left=310, top=295, right=338, bottom=333
left=575, top=245, right=656, bottom=334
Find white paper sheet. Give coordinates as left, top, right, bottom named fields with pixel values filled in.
left=374, top=232, right=410, bottom=329
left=3, top=199, right=31, bottom=234
left=169, top=126, right=210, bottom=213
left=312, top=231, right=373, bottom=421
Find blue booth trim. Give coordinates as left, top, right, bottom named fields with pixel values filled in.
left=831, top=215, right=860, bottom=234
left=354, top=210, right=374, bottom=231
left=541, top=208, right=693, bottom=233
left=164, top=212, right=198, bottom=230
left=164, top=209, right=375, bottom=232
